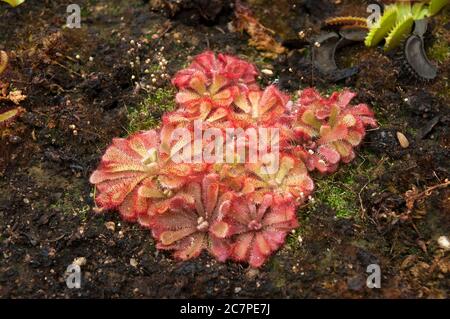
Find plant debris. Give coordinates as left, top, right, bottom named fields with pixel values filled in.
left=233, top=1, right=286, bottom=59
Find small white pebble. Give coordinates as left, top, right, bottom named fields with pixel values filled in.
left=89, top=56, right=94, bottom=62
left=130, top=258, right=138, bottom=267
left=73, top=257, right=87, bottom=267
left=396, top=132, right=410, bottom=148
left=437, top=236, right=450, bottom=250
left=234, top=287, right=242, bottom=293
left=261, top=69, right=274, bottom=76
left=75, top=54, right=81, bottom=60
left=131, top=75, right=136, bottom=80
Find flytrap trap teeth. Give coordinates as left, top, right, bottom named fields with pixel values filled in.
left=312, top=28, right=367, bottom=82
left=403, top=19, right=437, bottom=80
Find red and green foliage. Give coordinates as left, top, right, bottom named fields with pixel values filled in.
left=292, top=88, right=377, bottom=173
left=90, top=51, right=377, bottom=267
left=211, top=193, right=298, bottom=268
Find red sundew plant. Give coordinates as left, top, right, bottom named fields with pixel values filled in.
left=291, top=88, right=378, bottom=173
left=90, top=51, right=377, bottom=267
left=243, top=154, right=314, bottom=202
left=211, top=193, right=298, bottom=268
left=231, top=85, right=290, bottom=128
left=89, top=130, right=205, bottom=221
left=150, top=174, right=234, bottom=261
left=171, top=51, right=259, bottom=123
left=172, top=51, right=258, bottom=91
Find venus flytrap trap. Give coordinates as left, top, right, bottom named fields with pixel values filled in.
left=365, top=0, right=449, bottom=51
left=1, top=0, right=24, bottom=7
left=90, top=51, right=377, bottom=267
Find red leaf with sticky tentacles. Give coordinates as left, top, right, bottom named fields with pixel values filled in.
left=210, top=193, right=298, bottom=268
left=292, top=88, right=377, bottom=173
left=149, top=174, right=235, bottom=261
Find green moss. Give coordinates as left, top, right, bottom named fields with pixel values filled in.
left=127, top=87, right=176, bottom=133
left=428, top=37, right=450, bottom=64
left=268, top=258, right=287, bottom=288
left=315, top=174, right=358, bottom=219
left=50, top=188, right=90, bottom=222
left=322, top=84, right=345, bottom=96
left=310, top=154, right=379, bottom=219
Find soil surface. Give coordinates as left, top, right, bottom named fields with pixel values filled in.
left=0, top=0, right=449, bottom=298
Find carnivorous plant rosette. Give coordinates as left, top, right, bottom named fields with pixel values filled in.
left=90, top=130, right=205, bottom=221
left=210, top=193, right=298, bottom=268
left=149, top=173, right=234, bottom=261
left=90, top=51, right=377, bottom=267
left=291, top=88, right=377, bottom=173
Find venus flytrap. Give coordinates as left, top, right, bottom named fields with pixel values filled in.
left=365, top=0, right=449, bottom=51
left=1, top=0, right=25, bottom=7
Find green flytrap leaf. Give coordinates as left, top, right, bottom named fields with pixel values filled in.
left=365, top=0, right=449, bottom=51
left=1, top=0, right=25, bottom=7
left=412, top=3, right=428, bottom=20
left=384, top=16, right=414, bottom=51
left=365, top=5, right=398, bottom=47
left=428, top=0, right=449, bottom=16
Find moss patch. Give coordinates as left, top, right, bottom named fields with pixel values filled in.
left=126, top=87, right=176, bottom=133
left=50, top=187, right=91, bottom=222
left=428, top=35, right=450, bottom=64
left=310, top=153, right=379, bottom=219
left=314, top=173, right=358, bottom=219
